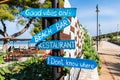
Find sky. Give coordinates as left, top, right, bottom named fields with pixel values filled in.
left=69, top=0, right=120, bottom=36
left=0, top=20, right=33, bottom=38
left=0, top=0, right=120, bottom=38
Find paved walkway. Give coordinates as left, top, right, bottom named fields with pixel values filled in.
left=98, top=41, right=120, bottom=80
left=78, top=67, right=99, bottom=80
left=78, top=41, right=120, bottom=80
left=78, top=47, right=99, bottom=80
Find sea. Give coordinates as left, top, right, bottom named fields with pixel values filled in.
left=0, top=41, right=35, bottom=50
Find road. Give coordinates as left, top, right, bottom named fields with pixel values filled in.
left=99, top=41, right=120, bottom=80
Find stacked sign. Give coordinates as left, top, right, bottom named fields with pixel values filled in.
left=20, top=8, right=98, bottom=69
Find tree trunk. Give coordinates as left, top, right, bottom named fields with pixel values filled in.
left=0, top=19, right=33, bottom=52
left=2, top=39, right=9, bottom=52
left=10, top=19, right=33, bottom=38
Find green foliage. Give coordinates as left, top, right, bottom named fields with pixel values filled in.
left=0, top=0, right=52, bottom=37
left=30, top=27, right=42, bottom=36
left=0, top=56, right=52, bottom=80
left=29, top=0, right=52, bottom=36
left=33, top=21, right=42, bottom=28
left=107, top=32, right=120, bottom=44
left=7, top=0, right=51, bottom=9
left=83, top=28, right=101, bottom=75
left=41, top=0, right=52, bottom=8
left=30, top=19, right=42, bottom=35
left=59, top=0, right=64, bottom=7
left=0, top=67, right=11, bottom=80
left=109, top=38, right=120, bottom=43
left=94, top=31, right=120, bottom=41
left=0, top=56, right=4, bottom=64
left=108, top=34, right=114, bottom=39
left=0, top=4, right=14, bottom=20
left=0, top=52, right=5, bottom=64
left=62, top=67, right=70, bottom=76
left=17, top=19, right=27, bottom=25
left=0, top=75, right=5, bottom=80
left=46, top=36, right=52, bottom=40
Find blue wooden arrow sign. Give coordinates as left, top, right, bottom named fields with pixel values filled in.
left=37, top=40, right=76, bottom=50
left=30, top=18, right=70, bottom=44
left=47, top=56, right=98, bottom=69
left=20, top=8, right=76, bottom=17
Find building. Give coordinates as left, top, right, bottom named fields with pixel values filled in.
left=60, top=0, right=84, bottom=80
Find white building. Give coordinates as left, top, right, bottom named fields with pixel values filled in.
left=60, top=0, right=84, bottom=80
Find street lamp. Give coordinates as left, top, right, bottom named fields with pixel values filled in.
left=96, top=4, right=100, bottom=51
left=99, top=24, right=102, bottom=44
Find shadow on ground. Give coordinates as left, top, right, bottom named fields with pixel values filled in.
left=99, top=52, right=119, bottom=57
left=107, top=62, right=120, bottom=77
left=99, top=52, right=120, bottom=61
left=99, top=53, right=120, bottom=77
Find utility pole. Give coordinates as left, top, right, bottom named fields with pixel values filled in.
left=99, top=24, right=102, bottom=45
left=96, top=4, right=100, bottom=51
left=99, top=24, right=101, bottom=41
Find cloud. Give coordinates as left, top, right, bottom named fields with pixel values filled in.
left=99, top=7, right=119, bottom=17
left=77, top=8, right=96, bottom=19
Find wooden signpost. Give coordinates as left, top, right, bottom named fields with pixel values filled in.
left=20, top=2, right=98, bottom=79
left=20, top=7, right=98, bottom=69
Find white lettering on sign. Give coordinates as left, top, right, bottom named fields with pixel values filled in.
left=20, top=8, right=76, bottom=17
left=37, top=40, right=75, bottom=50
left=79, top=62, right=95, bottom=69
left=56, top=19, right=69, bottom=31
left=25, top=9, right=42, bottom=17
left=34, top=28, right=52, bottom=42
left=47, top=56, right=98, bottom=69
left=58, top=10, right=72, bottom=16
left=30, top=18, right=70, bottom=43
left=50, top=57, right=64, bottom=66
left=43, top=9, right=57, bottom=16
left=66, top=60, right=78, bottom=67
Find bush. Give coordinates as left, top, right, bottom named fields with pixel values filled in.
left=0, top=56, right=52, bottom=80
left=0, top=52, right=5, bottom=64
left=83, top=28, right=101, bottom=75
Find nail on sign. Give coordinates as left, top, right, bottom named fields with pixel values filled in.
left=20, top=8, right=76, bottom=17
left=37, top=40, right=76, bottom=50
left=30, top=18, right=70, bottom=44
left=47, top=56, right=98, bottom=69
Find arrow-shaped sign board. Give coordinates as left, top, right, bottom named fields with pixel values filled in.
left=30, top=18, right=70, bottom=44
left=20, top=8, right=76, bottom=17
left=37, top=40, right=76, bottom=50
left=47, top=56, right=98, bottom=69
